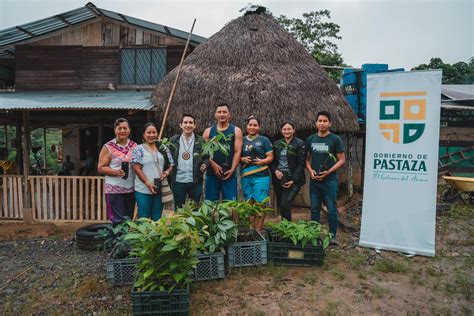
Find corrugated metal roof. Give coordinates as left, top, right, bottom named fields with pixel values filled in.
left=0, top=90, right=153, bottom=110
left=0, top=6, right=96, bottom=47
left=442, top=84, right=474, bottom=100
left=0, top=2, right=206, bottom=57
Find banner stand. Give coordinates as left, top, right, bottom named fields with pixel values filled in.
left=359, top=70, right=442, bottom=257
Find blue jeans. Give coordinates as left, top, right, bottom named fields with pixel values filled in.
left=205, top=173, right=237, bottom=201
left=310, top=179, right=338, bottom=237
left=135, top=191, right=163, bottom=221
left=241, top=176, right=270, bottom=203
left=172, top=182, right=203, bottom=209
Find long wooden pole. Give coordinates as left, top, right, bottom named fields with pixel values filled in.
left=158, top=18, right=196, bottom=140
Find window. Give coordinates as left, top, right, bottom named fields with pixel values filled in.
left=120, top=48, right=167, bottom=85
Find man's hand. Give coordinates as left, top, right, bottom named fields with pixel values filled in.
left=211, top=161, right=224, bottom=177
left=200, top=163, right=207, bottom=173
left=275, top=170, right=283, bottom=180
left=222, top=169, right=234, bottom=180
left=282, top=180, right=294, bottom=189
left=315, top=170, right=329, bottom=181
left=309, top=169, right=318, bottom=180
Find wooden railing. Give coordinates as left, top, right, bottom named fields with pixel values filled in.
left=0, top=175, right=24, bottom=219
left=0, top=175, right=107, bottom=222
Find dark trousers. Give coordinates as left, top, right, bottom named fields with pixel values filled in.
left=172, top=181, right=203, bottom=209
left=273, top=182, right=301, bottom=221
left=105, top=192, right=135, bottom=226
left=310, top=179, right=338, bottom=237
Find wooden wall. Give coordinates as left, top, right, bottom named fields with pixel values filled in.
left=31, top=20, right=185, bottom=47
left=15, top=45, right=189, bottom=90
left=166, top=45, right=194, bottom=73
left=16, top=46, right=83, bottom=90
left=82, top=46, right=120, bottom=89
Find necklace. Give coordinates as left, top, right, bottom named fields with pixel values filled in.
left=181, top=134, right=194, bottom=160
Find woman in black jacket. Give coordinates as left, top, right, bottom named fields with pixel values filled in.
left=270, top=122, right=306, bottom=221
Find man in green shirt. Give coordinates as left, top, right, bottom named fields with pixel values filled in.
left=305, top=111, right=345, bottom=245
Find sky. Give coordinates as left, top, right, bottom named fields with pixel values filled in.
left=1, top=0, right=472, bottom=70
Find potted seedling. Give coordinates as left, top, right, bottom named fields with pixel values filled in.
left=265, top=219, right=331, bottom=266
left=318, top=152, right=337, bottom=175
left=199, top=131, right=232, bottom=176
left=97, top=220, right=140, bottom=286
left=177, top=199, right=238, bottom=280
left=125, top=215, right=202, bottom=315
left=221, top=199, right=271, bottom=267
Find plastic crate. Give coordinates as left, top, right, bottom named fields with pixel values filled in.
left=131, top=285, right=189, bottom=316
left=106, top=257, right=140, bottom=286
left=228, top=229, right=267, bottom=267
left=267, top=232, right=325, bottom=266
left=194, top=252, right=225, bottom=281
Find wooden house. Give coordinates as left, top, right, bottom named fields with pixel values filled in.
left=0, top=2, right=206, bottom=221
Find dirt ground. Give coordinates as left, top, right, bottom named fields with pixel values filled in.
left=0, top=203, right=472, bottom=315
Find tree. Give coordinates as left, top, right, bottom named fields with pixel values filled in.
left=278, top=10, right=347, bottom=82
left=411, top=57, right=474, bottom=84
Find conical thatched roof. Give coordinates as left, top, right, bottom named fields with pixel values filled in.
left=152, top=10, right=359, bottom=136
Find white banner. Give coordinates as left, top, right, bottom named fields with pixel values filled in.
left=359, top=70, right=442, bottom=256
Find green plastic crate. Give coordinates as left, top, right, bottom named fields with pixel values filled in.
left=267, top=231, right=325, bottom=266
left=131, top=285, right=189, bottom=316
left=228, top=229, right=267, bottom=267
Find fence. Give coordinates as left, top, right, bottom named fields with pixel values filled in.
left=1, top=175, right=107, bottom=222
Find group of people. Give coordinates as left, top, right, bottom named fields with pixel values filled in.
left=97, top=103, right=345, bottom=243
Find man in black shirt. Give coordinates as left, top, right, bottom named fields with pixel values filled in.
left=305, top=111, right=345, bottom=245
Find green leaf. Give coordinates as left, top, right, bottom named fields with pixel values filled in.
left=186, top=216, right=196, bottom=226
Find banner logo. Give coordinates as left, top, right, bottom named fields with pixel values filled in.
left=379, top=91, right=426, bottom=144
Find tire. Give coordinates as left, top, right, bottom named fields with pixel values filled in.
left=76, top=223, right=112, bottom=239
left=75, top=223, right=112, bottom=251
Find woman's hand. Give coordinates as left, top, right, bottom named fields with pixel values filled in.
left=160, top=171, right=169, bottom=181
left=253, top=157, right=264, bottom=166
left=114, top=169, right=125, bottom=177
left=275, top=170, right=283, bottom=180
left=241, top=156, right=253, bottom=164
left=282, top=180, right=294, bottom=188
left=145, top=181, right=156, bottom=194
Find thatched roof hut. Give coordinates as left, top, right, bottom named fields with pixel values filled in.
left=152, top=9, right=359, bottom=136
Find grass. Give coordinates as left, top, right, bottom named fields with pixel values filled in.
left=346, top=252, right=368, bottom=269
left=372, top=258, right=410, bottom=274
left=323, top=301, right=340, bottom=316
left=369, top=285, right=390, bottom=298
left=331, top=269, right=346, bottom=281
left=443, top=272, right=473, bottom=300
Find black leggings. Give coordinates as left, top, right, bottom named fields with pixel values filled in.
left=274, top=184, right=301, bottom=221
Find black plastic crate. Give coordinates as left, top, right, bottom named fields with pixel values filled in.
left=267, top=232, right=325, bottom=266
left=106, top=257, right=140, bottom=286
left=228, top=229, right=267, bottom=267
left=131, top=285, right=189, bottom=316
left=194, top=252, right=225, bottom=281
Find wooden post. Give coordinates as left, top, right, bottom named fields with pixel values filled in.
left=98, top=124, right=103, bottom=148
left=15, top=119, right=22, bottom=174
left=346, top=134, right=353, bottom=199
left=43, top=127, right=47, bottom=173
left=3, top=125, right=7, bottom=153
left=22, top=111, right=33, bottom=222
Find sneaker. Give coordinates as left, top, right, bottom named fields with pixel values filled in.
left=329, top=238, right=340, bottom=247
